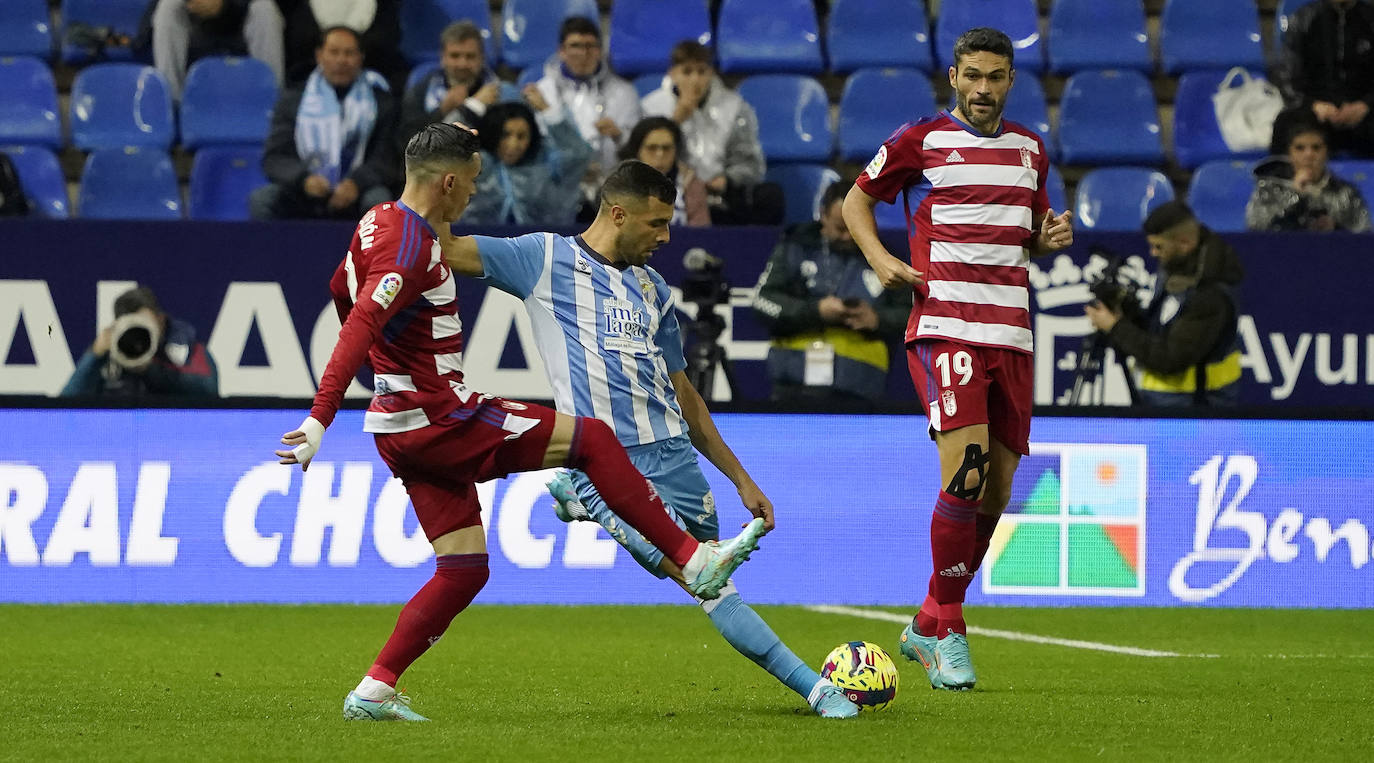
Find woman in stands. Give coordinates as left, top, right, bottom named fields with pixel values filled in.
left=620, top=116, right=709, bottom=226
left=1247, top=121, right=1371, bottom=233
left=460, top=95, right=593, bottom=225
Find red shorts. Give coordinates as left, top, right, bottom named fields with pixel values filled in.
left=906, top=339, right=1033, bottom=455
left=373, top=396, right=558, bottom=540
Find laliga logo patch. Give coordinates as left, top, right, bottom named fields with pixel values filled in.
left=1020, top=146, right=1033, bottom=169
left=574, top=257, right=592, bottom=275
left=865, top=145, right=888, bottom=180
left=372, top=272, right=403, bottom=308
left=942, top=389, right=958, bottom=417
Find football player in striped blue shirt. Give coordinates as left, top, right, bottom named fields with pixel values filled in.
left=443, top=160, right=860, bottom=718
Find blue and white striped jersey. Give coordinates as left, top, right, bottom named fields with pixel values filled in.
left=475, top=232, right=688, bottom=446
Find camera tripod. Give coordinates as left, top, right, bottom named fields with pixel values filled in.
left=684, top=306, right=740, bottom=400
left=1069, top=330, right=1140, bottom=406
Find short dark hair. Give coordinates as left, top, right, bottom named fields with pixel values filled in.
left=670, top=40, right=712, bottom=68
left=620, top=116, right=685, bottom=162
left=599, top=160, right=677, bottom=209
left=404, top=122, right=482, bottom=175
left=114, top=286, right=161, bottom=318
left=1143, top=201, right=1197, bottom=235
left=1284, top=118, right=1329, bottom=150
left=821, top=181, right=849, bottom=213
left=952, top=27, right=1014, bottom=68
left=440, top=20, right=484, bottom=53
left=476, top=101, right=541, bottom=165
left=559, top=16, right=600, bottom=44
left=317, top=25, right=362, bottom=51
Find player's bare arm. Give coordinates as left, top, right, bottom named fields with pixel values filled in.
left=440, top=233, right=485, bottom=276
left=842, top=184, right=924, bottom=289
left=1031, top=209, right=1074, bottom=257
left=669, top=370, right=774, bottom=532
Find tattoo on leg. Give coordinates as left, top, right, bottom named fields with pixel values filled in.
left=945, top=443, right=990, bottom=500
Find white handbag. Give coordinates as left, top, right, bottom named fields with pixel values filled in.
left=1211, top=67, right=1285, bottom=152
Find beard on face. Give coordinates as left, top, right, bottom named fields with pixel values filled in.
left=956, top=89, right=1004, bottom=132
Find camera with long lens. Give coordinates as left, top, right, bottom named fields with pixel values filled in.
left=109, top=312, right=162, bottom=370
left=1086, top=246, right=1143, bottom=320
left=680, top=247, right=737, bottom=397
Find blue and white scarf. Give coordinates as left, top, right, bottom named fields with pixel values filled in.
left=295, top=67, right=390, bottom=185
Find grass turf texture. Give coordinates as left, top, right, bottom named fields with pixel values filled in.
left=2, top=605, right=1370, bottom=760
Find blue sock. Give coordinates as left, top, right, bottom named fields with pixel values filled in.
left=703, top=589, right=820, bottom=700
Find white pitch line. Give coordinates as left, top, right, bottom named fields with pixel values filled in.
left=805, top=604, right=1220, bottom=659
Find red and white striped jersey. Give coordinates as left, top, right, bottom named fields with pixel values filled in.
left=311, top=201, right=471, bottom=433
left=855, top=111, right=1050, bottom=354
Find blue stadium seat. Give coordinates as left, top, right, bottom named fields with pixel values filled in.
left=79, top=148, right=182, bottom=220
left=737, top=74, right=832, bottom=163
left=1187, top=160, right=1256, bottom=233
left=1160, top=0, right=1265, bottom=75
left=516, top=66, right=542, bottom=88
left=61, top=0, right=147, bottom=64
left=610, top=0, right=710, bottom=77
left=765, top=163, right=840, bottom=224
left=500, top=0, right=599, bottom=72
left=0, top=57, right=62, bottom=149
left=716, top=0, right=824, bottom=74
left=838, top=68, right=936, bottom=162
left=827, top=0, right=933, bottom=74
left=1004, top=73, right=1053, bottom=160
left=405, top=60, right=441, bottom=92
left=1057, top=70, right=1163, bottom=165
left=400, top=0, right=492, bottom=65
left=70, top=64, right=174, bottom=151
left=0, top=144, right=68, bottom=217
left=181, top=57, right=277, bottom=150
left=0, top=0, right=53, bottom=59
left=1045, top=164, right=1067, bottom=215
left=1074, top=167, right=1175, bottom=231
left=189, top=147, right=268, bottom=221
left=936, top=0, right=1043, bottom=74
left=1047, top=0, right=1151, bottom=74
left=1173, top=69, right=1270, bottom=170
left=633, top=72, right=665, bottom=99
left=1328, top=160, right=1374, bottom=209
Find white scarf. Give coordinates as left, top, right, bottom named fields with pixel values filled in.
left=294, top=67, right=389, bottom=185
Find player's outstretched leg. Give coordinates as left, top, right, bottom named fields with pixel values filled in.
left=680, top=519, right=766, bottom=599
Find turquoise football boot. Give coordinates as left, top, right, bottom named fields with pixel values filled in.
left=933, top=633, right=977, bottom=691
left=681, top=518, right=766, bottom=599
left=342, top=690, right=430, bottom=721
left=898, top=623, right=942, bottom=689
left=546, top=470, right=590, bottom=522
left=811, top=683, right=861, bottom=718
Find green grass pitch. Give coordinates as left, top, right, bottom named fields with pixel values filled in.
left=2, top=605, right=1370, bottom=760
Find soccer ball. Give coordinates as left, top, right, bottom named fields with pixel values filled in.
left=820, top=641, right=899, bottom=711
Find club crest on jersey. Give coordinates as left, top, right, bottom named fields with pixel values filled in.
left=639, top=275, right=654, bottom=297
left=865, top=145, right=888, bottom=180
left=1020, top=146, right=1033, bottom=169
left=942, top=390, right=958, bottom=417
left=372, top=272, right=403, bottom=308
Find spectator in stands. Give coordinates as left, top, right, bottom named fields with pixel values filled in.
left=1272, top=0, right=1374, bottom=156
left=751, top=182, right=910, bottom=405
left=1247, top=121, right=1372, bottom=232
left=251, top=26, right=398, bottom=220
left=150, top=0, right=285, bottom=99
left=641, top=41, right=780, bottom=225
left=279, top=0, right=407, bottom=88
left=619, top=116, right=709, bottom=226
left=459, top=95, right=594, bottom=225
left=399, top=21, right=515, bottom=147
left=61, top=285, right=218, bottom=398
left=532, top=16, right=640, bottom=211
left=1085, top=202, right=1244, bottom=407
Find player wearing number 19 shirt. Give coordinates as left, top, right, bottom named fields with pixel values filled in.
left=842, top=28, right=1075, bottom=692
left=273, top=123, right=765, bottom=721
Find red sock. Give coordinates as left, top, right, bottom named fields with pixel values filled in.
left=367, top=553, right=489, bottom=686
left=927, top=490, right=979, bottom=636
left=567, top=417, right=696, bottom=567
left=914, top=595, right=939, bottom=637
left=970, top=512, right=1001, bottom=574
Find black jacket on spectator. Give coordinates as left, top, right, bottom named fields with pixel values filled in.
left=1275, top=0, right=1374, bottom=109
left=260, top=81, right=400, bottom=196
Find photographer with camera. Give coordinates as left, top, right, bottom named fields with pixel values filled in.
left=61, top=286, right=219, bottom=398
left=751, top=182, right=910, bottom=404
left=1084, top=202, right=1244, bottom=407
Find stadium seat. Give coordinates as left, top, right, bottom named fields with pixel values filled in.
left=499, top=0, right=599, bottom=72
left=1057, top=70, right=1163, bottom=165
left=400, top=0, right=492, bottom=65
left=181, top=57, right=277, bottom=150
left=837, top=68, right=936, bottom=163
left=1187, top=160, right=1256, bottom=233
left=405, top=60, right=441, bottom=92
left=765, top=163, right=840, bottom=224
left=78, top=147, right=182, bottom=220
left=189, top=147, right=268, bottom=221
left=1173, top=69, right=1270, bottom=170
left=1047, top=0, right=1152, bottom=74
left=0, top=144, right=68, bottom=217
left=936, top=0, right=1044, bottom=75
left=716, top=0, right=824, bottom=75
left=0, top=0, right=53, bottom=59
left=70, top=64, right=175, bottom=152
left=1160, top=0, right=1265, bottom=75
left=610, top=0, right=710, bottom=77
left=516, top=66, right=542, bottom=88
left=737, top=74, right=833, bottom=163
left=633, top=72, right=665, bottom=99
left=1328, top=160, right=1374, bottom=209
left=1004, top=73, right=1054, bottom=160
left=827, top=0, right=933, bottom=74
left=1045, top=164, right=1068, bottom=215
left=61, top=0, right=147, bottom=64
left=0, top=57, right=62, bottom=149
left=1074, top=167, right=1175, bottom=231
